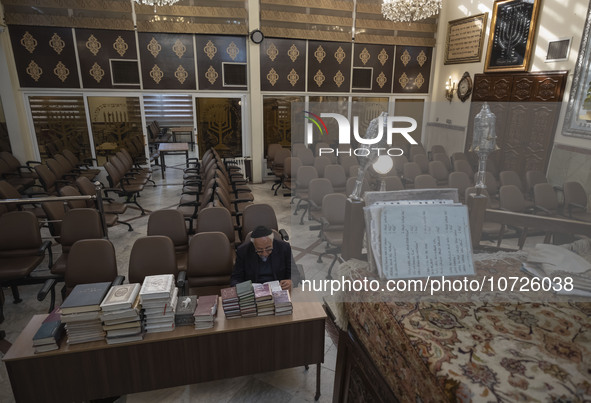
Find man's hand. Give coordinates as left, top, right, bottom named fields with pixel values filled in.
left=280, top=279, right=292, bottom=292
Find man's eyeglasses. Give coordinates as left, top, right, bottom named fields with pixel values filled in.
left=255, top=247, right=273, bottom=255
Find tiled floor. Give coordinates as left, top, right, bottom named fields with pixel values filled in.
left=0, top=152, right=339, bottom=403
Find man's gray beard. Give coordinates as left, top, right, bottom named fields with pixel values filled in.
left=260, top=256, right=268, bottom=262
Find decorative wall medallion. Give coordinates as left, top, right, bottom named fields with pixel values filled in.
left=86, top=35, right=101, bottom=56
left=267, top=68, right=279, bottom=86
left=150, top=64, right=164, bottom=84
left=376, top=71, right=387, bottom=88
left=49, top=33, right=65, bottom=55
left=53, top=61, right=69, bottom=82
left=205, top=65, right=218, bottom=84
left=360, top=48, right=370, bottom=65
left=175, top=65, right=188, bottom=84
left=114, top=36, right=128, bottom=57
left=417, top=50, right=427, bottom=67
left=399, top=72, right=410, bottom=88
left=415, top=73, right=425, bottom=89
left=334, top=70, right=345, bottom=87
left=21, top=31, right=37, bottom=53
left=314, top=70, right=325, bottom=87
left=204, top=40, right=217, bottom=60
left=26, top=60, right=42, bottom=81
left=148, top=38, right=162, bottom=58
left=90, top=62, right=105, bottom=83
left=401, top=49, right=411, bottom=66
left=334, top=46, right=346, bottom=64
left=378, top=48, right=388, bottom=66
left=173, top=39, right=186, bottom=58
left=267, top=43, right=278, bottom=61
left=314, top=46, right=326, bottom=63
left=288, top=44, right=299, bottom=62
left=226, top=42, right=239, bottom=61
left=287, top=68, right=299, bottom=86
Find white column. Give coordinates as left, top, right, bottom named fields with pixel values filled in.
left=247, top=0, right=263, bottom=183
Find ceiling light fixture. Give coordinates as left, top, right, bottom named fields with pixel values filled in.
left=381, top=0, right=442, bottom=23
left=134, top=0, right=180, bottom=8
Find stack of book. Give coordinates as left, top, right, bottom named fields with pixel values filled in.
left=236, top=280, right=256, bottom=318
left=60, top=282, right=111, bottom=345
left=99, top=283, right=143, bottom=344
left=253, top=283, right=274, bottom=316
left=32, top=308, right=63, bottom=353
left=139, top=274, right=178, bottom=333
left=272, top=289, right=293, bottom=316
left=175, top=295, right=197, bottom=327
left=220, top=286, right=241, bottom=319
left=193, top=295, right=218, bottom=329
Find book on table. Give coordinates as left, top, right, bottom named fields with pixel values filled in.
left=175, top=295, right=197, bottom=326
left=60, top=282, right=112, bottom=315
left=32, top=307, right=63, bottom=350
left=100, top=283, right=141, bottom=311
left=139, top=274, right=175, bottom=301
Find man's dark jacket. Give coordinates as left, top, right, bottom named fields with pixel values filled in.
left=230, top=239, right=295, bottom=285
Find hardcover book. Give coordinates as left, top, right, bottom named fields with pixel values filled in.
left=60, top=282, right=112, bottom=315
left=194, top=295, right=218, bottom=319
left=235, top=280, right=253, bottom=298
left=139, top=274, right=174, bottom=301
left=100, top=283, right=141, bottom=311
left=32, top=319, right=63, bottom=346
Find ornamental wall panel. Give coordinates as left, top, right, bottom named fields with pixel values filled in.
left=393, top=46, right=432, bottom=94
left=195, top=35, right=247, bottom=91
left=352, top=43, right=395, bottom=93
left=8, top=25, right=80, bottom=88
left=260, top=38, right=306, bottom=92
left=307, top=41, right=352, bottom=93
left=76, top=28, right=138, bottom=89
left=138, top=32, right=196, bottom=90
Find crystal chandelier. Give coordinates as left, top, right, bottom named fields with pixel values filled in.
left=134, top=0, right=180, bottom=7
left=381, top=0, right=442, bottom=23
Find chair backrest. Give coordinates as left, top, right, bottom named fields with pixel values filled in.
left=451, top=152, right=468, bottom=163
left=64, top=239, right=118, bottom=297
left=273, top=148, right=291, bottom=169
left=60, top=208, right=104, bottom=254
left=563, top=181, right=588, bottom=208
left=0, top=180, right=22, bottom=211
left=308, top=178, right=334, bottom=208
left=409, top=144, right=426, bottom=160
left=383, top=175, right=404, bottom=191
left=414, top=174, right=438, bottom=189
left=46, top=158, right=68, bottom=179
left=428, top=160, right=449, bottom=182
left=42, top=201, right=67, bottom=240
left=339, top=155, right=358, bottom=177
left=322, top=193, right=347, bottom=226
left=403, top=162, right=422, bottom=181
left=195, top=206, right=236, bottom=244
left=533, top=183, right=559, bottom=212
left=412, top=153, right=429, bottom=173
left=75, top=176, right=97, bottom=197
left=430, top=145, right=447, bottom=156
left=34, top=164, right=59, bottom=194
left=128, top=236, right=178, bottom=284
left=284, top=157, right=301, bottom=179
left=313, top=156, right=331, bottom=177
left=298, top=148, right=315, bottom=166
left=525, top=170, right=548, bottom=195
left=393, top=155, right=408, bottom=176
left=103, top=161, right=121, bottom=188
left=346, top=176, right=370, bottom=196
left=186, top=231, right=233, bottom=294
left=499, top=170, right=524, bottom=192
left=241, top=204, right=278, bottom=240
left=324, top=164, right=347, bottom=189
left=148, top=209, right=189, bottom=251
left=499, top=185, right=526, bottom=213
left=448, top=171, right=472, bottom=199
left=291, top=143, right=307, bottom=158
left=432, top=152, right=452, bottom=172
left=0, top=151, right=22, bottom=171
left=295, top=165, right=318, bottom=190
left=453, top=159, right=474, bottom=178
left=59, top=185, right=91, bottom=209
left=62, top=149, right=80, bottom=166
left=0, top=210, right=42, bottom=256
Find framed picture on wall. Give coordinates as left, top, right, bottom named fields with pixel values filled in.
left=444, top=13, right=488, bottom=65
left=484, top=0, right=541, bottom=72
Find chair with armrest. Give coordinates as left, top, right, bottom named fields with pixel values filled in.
left=0, top=211, right=54, bottom=322
left=414, top=174, right=438, bottom=189
left=195, top=206, right=240, bottom=249
left=241, top=203, right=289, bottom=242
left=128, top=235, right=185, bottom=294
left=307, top=178, right=334, bottom=225
left=186, top=231, right=233, bottom=296
left=563, top=181, right=591, bottom=222
left=317, top=193, right=347, bottom=279
left=324, top=164, right=347, bottom=194
left=148, top=209, right=189, bottom=272
left=293, top=165, right=318, bottom=223
left=0, top=151, right=38, bottom=180
left=0, top=159, right=35, bottom=192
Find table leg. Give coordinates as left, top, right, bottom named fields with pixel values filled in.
left=315, top=362, right=321, bottom=400
left=185, top=151, right=189, bottom=168
left=160, top=152, right=166, bottom=177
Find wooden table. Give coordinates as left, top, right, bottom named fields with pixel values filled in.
left=157, top=142, right=189, bottom=177
left=170, top=126, right=195, bottom=150
left=3, top=301, right=326, bottom=403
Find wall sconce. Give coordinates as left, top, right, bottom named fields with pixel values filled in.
left=445, top=76, right=455, bottom=102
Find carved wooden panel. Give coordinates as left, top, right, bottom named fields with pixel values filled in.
left=138, top=32, right=196, bottom=90
left=307, top=41, right=352, bottom=92
left=393, top=45, right=432, bottom=94
left=466, top=71, right=567, bottom=180
left=8, top=25, right=80, bottom=88
left=76, top=28, right=138, bottom=89
left=260, top=38, right=306, bottom=92
left=352, top=44, right=395, bottom=93
left=195, top=35, right=247, bottom=91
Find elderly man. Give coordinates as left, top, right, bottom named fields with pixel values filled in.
left=230, top=225, right=295, bottom=291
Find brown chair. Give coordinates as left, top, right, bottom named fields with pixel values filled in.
left=465, top=187, right=510, bottom=245
left=271, top=148, right=291, bottom=194
left=449, top=172, right=472, bottom=203
left=128, top=235, right=185, bottom=292
left=453, top=159, right=475, bottom=178
left=75, top=176, right=128, bottom=216
left=432, top=152, right=452, bottom=172
left=241, top=203, right=288, bottom=241
left=339, top=155, right=359, bottom=178
left=563, top=181, right=591, bottom=222
left=402, top=161, right=422, bottom=187
left=428, top=160, right=449, bottom=186
left=499, top=184, right=533, bottom=249
left=0, top=159, right=35, bottom=192
left=148, top=209, right=189, bottom=271
left=412, top=153, right=429, bottom=174
left=294, top=165, right=318, bottom=224
left=266, top=143, right=282, bottom=172
left=323, top=164, right=347, bottom=194
left=414, top=174, right=438, bottom=189
left=0, top=151, right=38, bottom=180
left=313, top=156, right=331, bottom=178
left=186, top=231, right=233, bottom=296
left=298, top=148, right=315, bottom=166
left=0, top=211, right=53, bottom=322
left=34, top=164, right=67, bottom=195
left=533, top=183, right=562, bottom=216
left=62, top=149, right=100, bottom=177
left=283, top=156, right=301, bottom=195
left=307, top=178, right=334, bottom=223
left=0, top=180, right=45, bottom=218
left=41, top=201, right=68, bottom=241
left=104, top=160, right=146, bottom=215
left=63, top=239, right=123, bottom=298
left=525, top=170, right=548, bottom=199
left=382, top=176, right=404, bottom=191
left=195, top=206, right=240, bottom=248
left=317, top=193, right=347, bottom=279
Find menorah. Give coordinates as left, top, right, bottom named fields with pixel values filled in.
left=495, top=7, right=529, bottom=64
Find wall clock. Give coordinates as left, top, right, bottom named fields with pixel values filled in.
left=457, top=72, right=473, bottom=102
left=250, top=30, right=264, bottom=44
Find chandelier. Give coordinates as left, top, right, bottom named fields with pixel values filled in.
left=381, top=0, right=442, bottom=23
left=134, top=0, right=180, bottom=7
